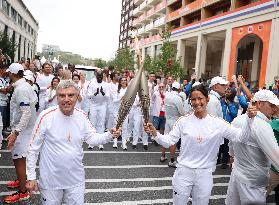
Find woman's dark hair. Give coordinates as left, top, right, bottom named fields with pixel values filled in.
left=72, top=74, right=80, bottom=80
left=189, top=84, right=209, bottom=98
left=117, top=77, right=126, bottom=93
left=51, top=76, right=60, bottom=88
left=110, top=72, right=116, bottom=80
left=226, top=88, right=237, bottom=102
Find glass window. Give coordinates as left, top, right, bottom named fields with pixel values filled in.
left=18, top=15, right=23, bottom=26
left=24, top=21, right=27, bottom=31
left=2, top=0, right=10, bottom=16
left=11, top=7, right=17, bottom=22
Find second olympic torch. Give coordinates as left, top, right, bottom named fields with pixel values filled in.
left=138, top=69, right=150, bottom=124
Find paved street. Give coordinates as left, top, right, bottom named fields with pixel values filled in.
left=0, top=140, right=276, bottom=204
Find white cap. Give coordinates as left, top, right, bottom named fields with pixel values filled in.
left=192, top=82, right=201, bottom=87
left=24, top=75, right=35, bottom=83
left=209, top=76, right=229, bottom=88
left=6, top=63, right=24, bottom=74
left=252, top=90, right=279, bottom=106
left=172, top=82, right=180, bottom=90
left=24, top=70, right=33, bottom=76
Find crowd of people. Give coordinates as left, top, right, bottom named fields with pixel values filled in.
left=0, top=54, right=279, bottom=204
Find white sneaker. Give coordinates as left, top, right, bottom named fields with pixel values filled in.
left=113, top=139, right=118, bottom=148
left=168, top=160, right=177, bottom=168
left=99, top=145, right=104, bottom=150
left=122, top=143, right=127, bottom=150
left=88, top=145, right=93, bottom=149
left=126, top=137, right=130, bottom=142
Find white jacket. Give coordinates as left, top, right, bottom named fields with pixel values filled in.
left=26, top=107, right=113, bottom=190
left=151, top=91, right=164, bottom=117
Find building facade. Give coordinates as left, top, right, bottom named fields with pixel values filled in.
left=119, top=0, right=134, bottom=49
left=0, top=0, right=38, bottom=62
left=131, top=0, right=279, bottom=88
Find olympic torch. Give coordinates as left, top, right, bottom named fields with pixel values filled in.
left=138, top=69, right=150, bottom=124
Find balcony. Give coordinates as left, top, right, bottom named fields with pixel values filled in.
left=154, top=15, right=166, bottom=27
left=137, top=12, right=147, bottom=23
left=140, top=0, right=153, bottom=11
left=133, top=6, right=144, bottom=17
left=179, top=0, right=203, bottom=17
left=155, top=0, right=167, bottom=13
left=167, top=8, right=182, bottom=22
left=147, top=0, right=161, bottom=6
left=138, top=26, right=145, bottom=34
left=145, top=22, right=154, bottom=32
left=134, top=0, right=145, bottom=6
left=167, top=0, right=180, bottom=6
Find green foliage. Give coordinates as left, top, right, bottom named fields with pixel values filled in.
left=0, top=31, right=17, bottom=61
left=112, top=48, right=134, bottom=72
left=143, top=31, right=183, bottom=78
left=38, top=51, right=96, bottom=66
left=94, top=58, right=107, bottom=68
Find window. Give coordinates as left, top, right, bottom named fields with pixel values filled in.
left=2, top=0, right=10, bottom=16
left=18, top=15, right=23, bottom=26
left=28, top=25, right=31, bottom=33
left=31, top=28, right=34, bottom=36
left=24, top=21, right=27, bottom=31
left=11, top=7, right=17, bottom=22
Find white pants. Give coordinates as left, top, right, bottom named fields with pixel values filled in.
left=172, top=166, right=213, bottom=205
left=226, top=171, right=266, bottom=205
left=0, top=113, right=2, bottom=149
left=129, top=108, right=148, bottom=146
left=40, top=183, right=85, bottom=205
left=38, top=92, right=47, bottom=113
left=89, top=103, right=107, bottom=133
left=106, top=102, right=116, bottom=130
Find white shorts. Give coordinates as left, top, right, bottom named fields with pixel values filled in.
left=226, top=171, right=266, bottom=205
left=172, top=166, right=213, bottom=205
left=40, top=183, right=85, bottom=205
left=11, top=127, right=33, bottom=159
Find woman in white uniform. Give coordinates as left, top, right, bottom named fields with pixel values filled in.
left=45, top=77, right=60, bottom=109
left=144, top=84, right=254, bottom=205
left=112, top=77, right=129, bottom=150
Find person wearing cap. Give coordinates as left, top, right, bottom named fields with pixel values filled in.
left=36, top=62, right=55, bottom=113
left=4, top=63, right=37, bottom=203
left=160, top=81, right=186, bottom=167
left=208, top=76, right=229, bottom=118
left=24, top=70, right=40, bottom=112
left=226, top=90, right=279, bottom=205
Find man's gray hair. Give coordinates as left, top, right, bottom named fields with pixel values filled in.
left=56, top=80, right=80, bottom=93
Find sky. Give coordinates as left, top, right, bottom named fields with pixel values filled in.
left=23, top=0, right=122, bottom=60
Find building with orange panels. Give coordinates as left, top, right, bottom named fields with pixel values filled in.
left=130, top=0, right=279, bottom=88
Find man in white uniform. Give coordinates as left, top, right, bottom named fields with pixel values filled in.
left=208, top=76, right=228, bottom=117
left=25, top=80, right=120, bottom=204
left=162, top=82, right=186, bottom=167
left=36, top=62, right=54, bottom=113
left=4, top=63, right=37, bottom=203
left=87, top=71, right=110, bottom=150
left=226, top=90, right=279, bottom=205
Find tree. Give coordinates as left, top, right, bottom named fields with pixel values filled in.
left=0, top=31, right=17, bottom=62
left=142, top=31, right=183, bottom=78
left=153, top=31, right=183, bottom=78
left=113, top=48, right=134, bottom=72
left=94, top=58, right=106, bottom=68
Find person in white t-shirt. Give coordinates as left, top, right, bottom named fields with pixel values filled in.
left=4, top=63, right=37, bottom=203
left=78, top=71, right=90, bottom=113
left=36, top=62, right=55, bottom=113
left=106, top=72, right=118, bottom=130
left=25, top=80, right=120, bottom=205
left=144, top=84, right=255, bottom=205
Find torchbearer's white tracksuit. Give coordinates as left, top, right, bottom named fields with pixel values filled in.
left=10, top=78, right=37, bottom=159
left=112, top=87, right=129, bottom=147
left=129, top=96, right=148, bottom=146
left=164, top=91, right=185, bottom=134
left=26, top=106, right=114, bottom=205
left=107, top=82, right=118, bottom=129
left=226, top=111, right=279, bottom=205
left=87, top=80, right=109, bottom=133
left=36, top=72, right=54, bottom=113
left=78, top=80, right=90, bottom=114
left=154, top=113, right=253, bottom=205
